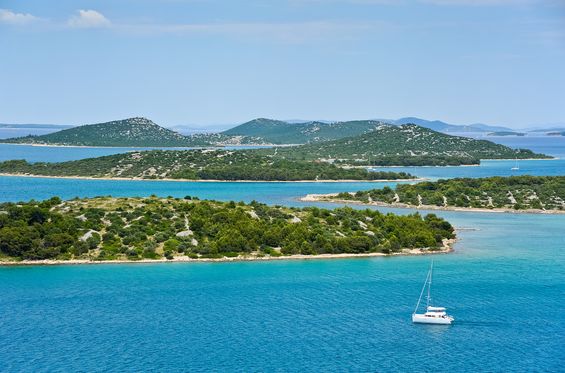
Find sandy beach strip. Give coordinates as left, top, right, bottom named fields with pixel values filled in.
left=0, top=240, right=454, bottom=267
left=0, top=173, right=424, bottom=183
left=301, top=193, right=565, bottom=215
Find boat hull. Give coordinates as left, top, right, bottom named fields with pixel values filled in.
left=412, top=314, right=453, bottom=325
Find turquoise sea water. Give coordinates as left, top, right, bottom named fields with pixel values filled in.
left=0, top=144, right=273, bottom=163
left=0, top=138, right=564, bottom=372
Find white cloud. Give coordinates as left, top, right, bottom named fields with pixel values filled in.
left=68, top=10, right=111, bottom=28
left=0, top=9, right=39, bottom=24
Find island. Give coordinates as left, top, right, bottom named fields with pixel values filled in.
left=547, top=131, right=565, bottom=136
left=304, top=176, right=565, bottom=213
left=487, top=131, right=526, bottom=136
left=0, top=117, right=268, bottom=147
left=260, top=124, right=549, bottom=166
left=0, top=196, right=455, bottom=263
left=223, top=118, right=387, bottom=144
left=0, top=149, right=414, bottom=181
left=0, top=118, right=551, bottom=168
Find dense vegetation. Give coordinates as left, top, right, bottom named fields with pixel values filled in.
left=223, top=118, right=387, bottom=144
left=2, top=116, right=545, bottom=165
left=263, top=124, right=549, bottom=166
left=331, top=176, right=565, bottom=211
left=1, top=118, right=195, bottom=147
left=222, top=118, right=514, bottom=144
left=0, top=117, right=267, bottom=147
left=0, top=196, right=455, bottom=261
left=0, top=150, right=413, bottom=181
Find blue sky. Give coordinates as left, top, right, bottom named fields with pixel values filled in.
left=1, top=0, right=564, bottom=129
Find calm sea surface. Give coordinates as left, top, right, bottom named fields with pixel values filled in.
left=0, top=137, right=564, bottom=372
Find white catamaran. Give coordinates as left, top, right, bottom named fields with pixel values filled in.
left=412, top=261, right=454, bottom=325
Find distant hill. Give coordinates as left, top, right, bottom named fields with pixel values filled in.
left=223, top=118, right=386, bottom=144
left=386, top=117, right=512, bottom=133
left=265, top=124, right=548, bottom=166
left=0, top=123, right=72, bottom=129
left=547, top=132, right=565, bottom=136
left=0, top=116, right=534, bottom=148
left=222, top=117, right=515, bottom=145
left=0, top=118, right=275, bottom=147
left=0, top=117, right=196, bottom=147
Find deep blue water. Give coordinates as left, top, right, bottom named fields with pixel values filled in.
left=0, top=136, right=564, bottom=372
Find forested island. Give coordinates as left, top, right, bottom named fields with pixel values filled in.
left=0, top=196, right=455, bottom=263
left=0, top=117, right=267, bottom=147
left=264, top=124, right=548, bottom=166
left=0, top=118, right=549, bottom=169
left=0, top=149, right=413, bottom=181
left=307, top=176, right=565, bottom=213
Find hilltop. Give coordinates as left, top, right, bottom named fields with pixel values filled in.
left=222, top=117, right=516, bottom=144
left=264, top=124, right=549, bottom=166
left=0, top=118, right=196, bottom=147
left=222, top=118, right=387, bottom=144
left=0, top=117, right=276, bottom=147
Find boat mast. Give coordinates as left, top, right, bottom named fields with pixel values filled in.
left=426, top=260, right=433, bottom=308
left=413, top=262, right=432, bottom=315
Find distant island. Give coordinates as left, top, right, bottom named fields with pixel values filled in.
left=0, top=150, right=413, bottom=181
left=487, top=131, right=525, bottom=137
left=0, top=196, right=455, bottom=263
left=0, top=117, right=268, bottom=147
left=547, top=131, right=565, bottom=136
left=223, top=118, right=387, bottom=144
left=0, top=117, right=550, bottom=168
left=304, top=176, right=565, bottom=213
left=260, top=124, right=549, bottom=166
left=223, top=117, right=516, bottom=143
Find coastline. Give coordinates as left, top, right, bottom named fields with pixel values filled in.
left=0, top=239, right=455, bottom=266
left=0, top=173, right=424, bottom=183
left=0, top=142, right=285, bottom=149
left=301, top=193, right=565, bottom=215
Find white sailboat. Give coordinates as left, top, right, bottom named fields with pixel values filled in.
left=412, top=261, right=454, bottom=325
left=511, top=157, right=520, bottom=170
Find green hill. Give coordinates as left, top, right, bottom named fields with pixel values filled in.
left=266, top=124, right=549, bottom=166
left=222, top=118, right=385, bottom=144
left=0, top=117, right=198, bottom=147
left=0, top=149, right=413, bottom=181
left=0, top=117, right=276, bottom=147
